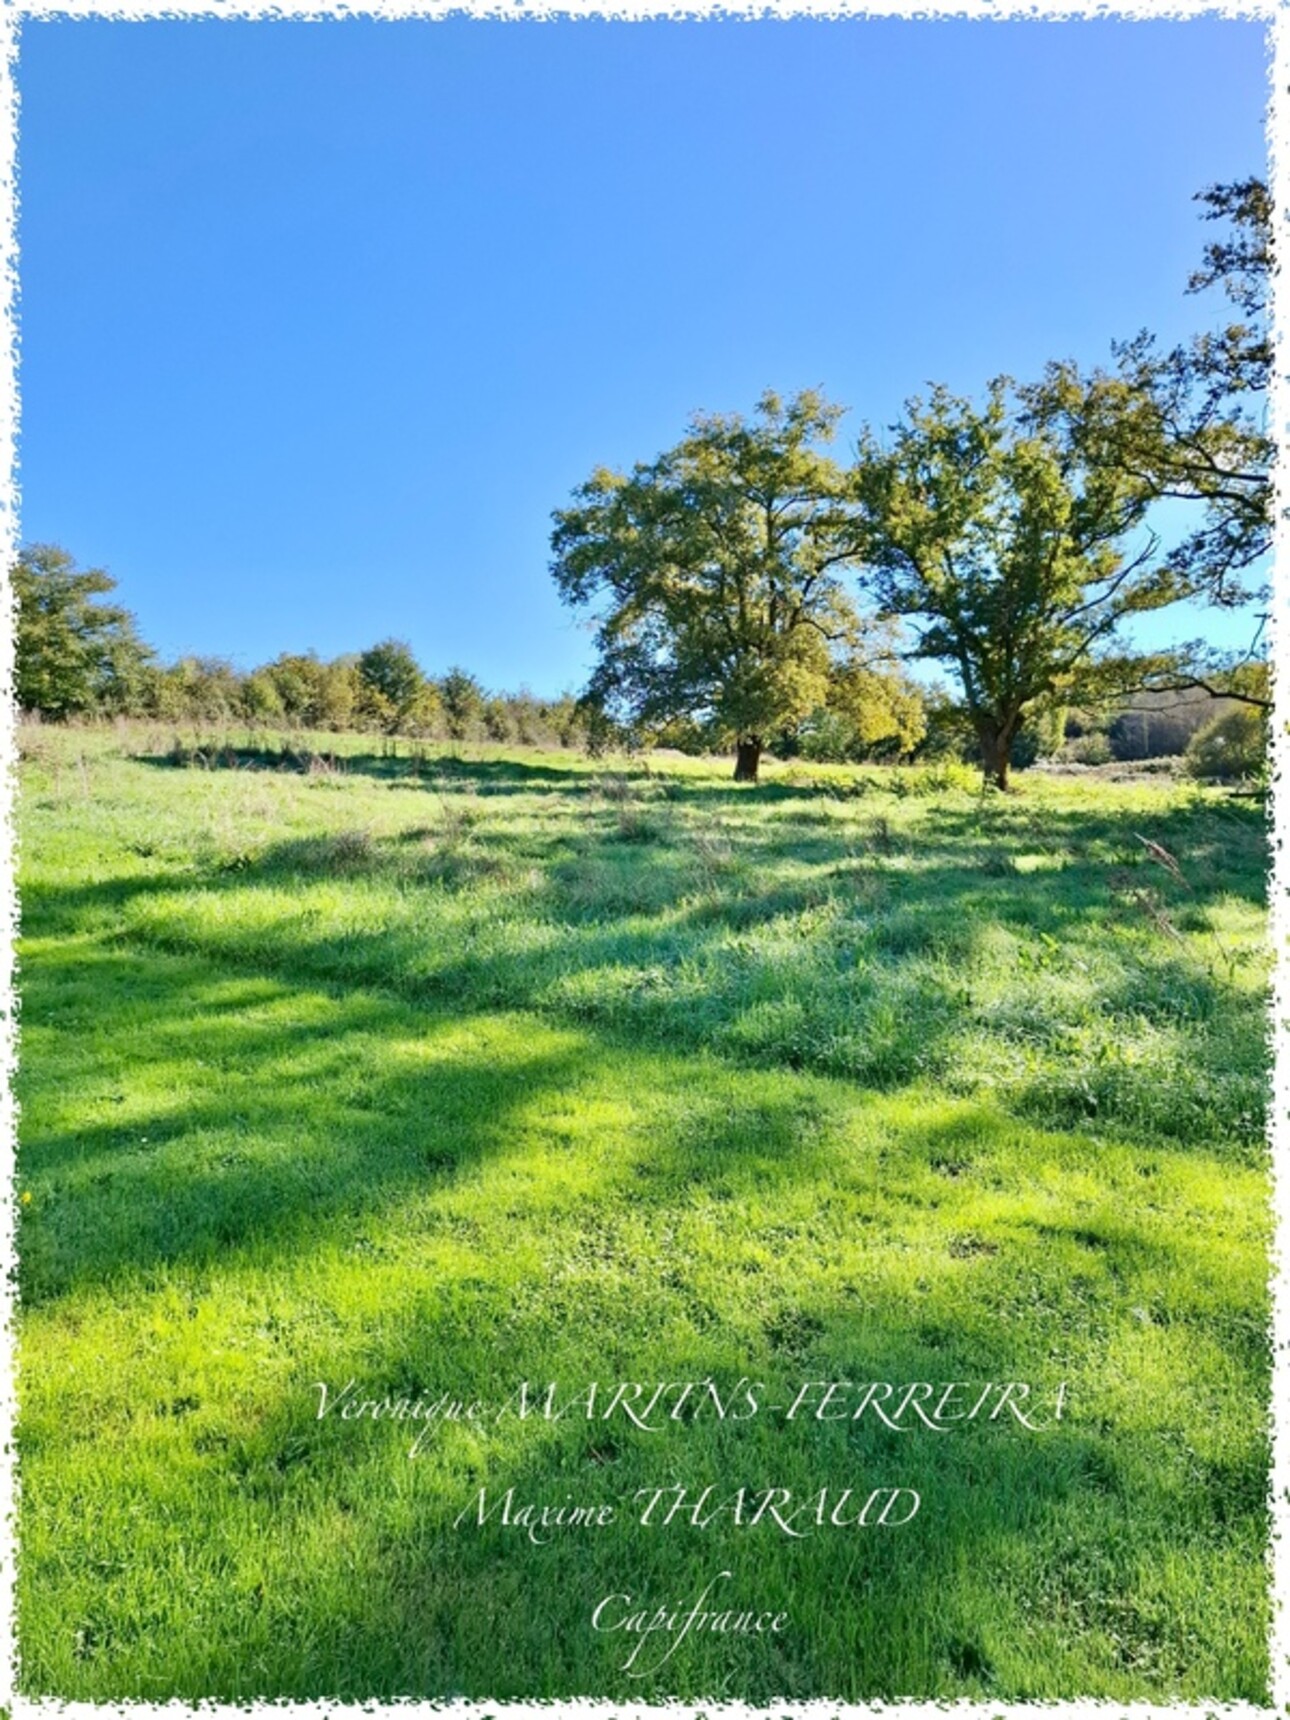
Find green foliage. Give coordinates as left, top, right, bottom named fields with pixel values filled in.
left=438, top=666, right=485, bottom=740
left=552, top=390, right=867, bottom=780
left=1067, top=732, right=1113, bottom=766
left=1009, top=704, right=1066, bottom=770
left=267, top=652, right=360, bottom=730
left=909, top=683, right=976, bottom=763
left=792, top=650, right=927, bottom=763
left=853, top=379, right=1188, bottom=788
left=1184, top=704, right=1268, bottom=782
left=538, top=692, right=587, bottom=749
left=1008, top=727, right=1042, bottom=771
left=238, top=670, right=284, bottom=721
left=504, top=689, right=541, bottom=745
left=1029, top=180, right=1270, bottom=611
left=149, top=656, right=243, bottom=723
left=480, top=696, right=512, bottom=741
left=23, top=600, right=603, bottom=745
left=357, top=639, right=427, bottom=734
left=14, top=543, right=155, bottom=718
left=823, top=650, right=927, bottom=757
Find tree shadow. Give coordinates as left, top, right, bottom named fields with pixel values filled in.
left=132, top=744, right=617, bottom=794
left=18, top=741, right=1274, bottom=1702
left=18, top=857, right=1271, bottom=1701
left=24, top=1264, right=1268, bottom=1702
left=916, top=795, right=1268, bottom=908
left=23, top=773, right=1269, bottom=1157
left=130, top=742, right=914, bottom=803
left=17, top=943, right=602, bottom=1305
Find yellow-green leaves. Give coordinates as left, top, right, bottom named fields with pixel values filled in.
left=852, top=377, right=1185, bottom=788
left=550, top=391, right=871, bottom=778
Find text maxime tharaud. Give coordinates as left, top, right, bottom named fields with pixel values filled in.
left=310, top=1376, right=1066, bottom=1674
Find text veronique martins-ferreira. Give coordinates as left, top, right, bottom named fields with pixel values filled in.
left=310, top=1374, right=1069, bottom=1459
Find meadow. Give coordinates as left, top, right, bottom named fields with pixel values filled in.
left=15, top=721, right=1272, bottom=1703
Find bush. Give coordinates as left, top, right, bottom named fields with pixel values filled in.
left=481, top=698, right=512, bottom=742
left=914, top=694, right=975, bottom=763
left=239, top=672, right=284, bottom=721
left=1066, top=733, right=1113, bottom=766
left=357, top=640, right=427, bottom=735
left=1184, top=705, right=1268, bottom=782
left=439, top=668, right=486, bottom=740
left=1009, top=727, right=1042, bottom=770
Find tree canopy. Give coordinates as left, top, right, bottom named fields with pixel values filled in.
left=852, top=378, right=1189, bottom=788
left=1019, top=178, right=1272, bottom=713
left=551, top=389, right=881, bottom=781
left=357, top=639, right=429, bottom=733
left=14, top=543, right=154, bottom=719
left=1152, top=176, right=1269, bottom=598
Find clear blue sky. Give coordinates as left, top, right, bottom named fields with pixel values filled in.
left=17, top=16, right=1269, bottom=696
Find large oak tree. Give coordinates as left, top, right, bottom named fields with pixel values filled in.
left=852, top=379, right=1190, bottom=789
left=550, top=390, right=871, bottom=782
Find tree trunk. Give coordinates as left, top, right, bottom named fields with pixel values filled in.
left=978, top=725, right=1011, bottom=791
left=733, top=739, right=763, bottom=783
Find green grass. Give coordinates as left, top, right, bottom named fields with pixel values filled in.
left=16, top=721, right=1272, bottom=1702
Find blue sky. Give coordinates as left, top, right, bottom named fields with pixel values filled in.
left=17, top=16, right=1269, bottom=696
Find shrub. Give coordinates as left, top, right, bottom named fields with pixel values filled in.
left=1067, top=733, right=1113, bottom=766
left=239, top=672, right=284, bottom=721
left=1010, top=706, right=1065, bottom=770
left=439, top=668, right=485, bottom=740
left=481, top=698, right=512, bottom=742
left=1184, top=706, right=1268, bottom=782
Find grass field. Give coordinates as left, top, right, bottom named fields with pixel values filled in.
left=15, top=722, right=1273, bottom=1702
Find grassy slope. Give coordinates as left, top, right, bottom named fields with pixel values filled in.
left=15, top=724, right=1272, bottom=1702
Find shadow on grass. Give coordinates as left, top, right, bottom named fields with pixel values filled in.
left=917, top=797, right=1268, bottom=908
left=349, top=1405, right=1268, bottom=1704
left=19, top=926, right=1268, bottom=1325
left=131, top=742, right=968, bottom=805
left=18, top=943, right=600, bottom=1305
left=133, top=744, right=620, bottom=794
left=23, top=939, right=925, bottom=1303
left=17, top=748, right=1273, bottom=1702
left=24, top=1250, right=1270, bottom=1701
left=21, top=773, right=1269, bottom=1157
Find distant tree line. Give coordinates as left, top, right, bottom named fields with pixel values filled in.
left=11, top=547, right=588, bottom=747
